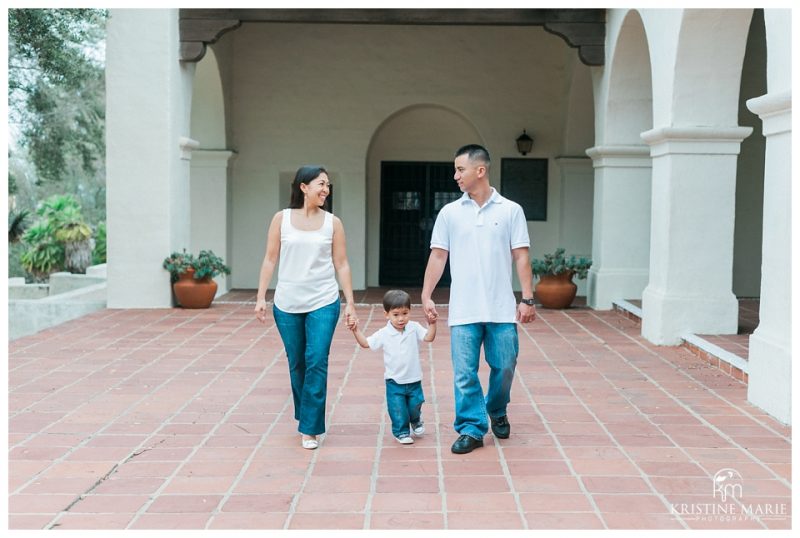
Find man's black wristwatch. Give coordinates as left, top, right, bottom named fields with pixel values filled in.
left=520, top=297, right=535, bottom=306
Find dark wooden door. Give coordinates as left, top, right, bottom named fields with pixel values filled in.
left=379, top=161, right=461, bottom=286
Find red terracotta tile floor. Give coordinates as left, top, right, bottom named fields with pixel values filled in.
left=7, top=300, right=791, bottom=530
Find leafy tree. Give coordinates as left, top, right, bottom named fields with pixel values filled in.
left=8, top=9, right=107, bottom=279
left=8, top=8, right=107, bottom=186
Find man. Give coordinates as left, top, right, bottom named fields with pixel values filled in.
left=421, top=144, right=536, bottom=454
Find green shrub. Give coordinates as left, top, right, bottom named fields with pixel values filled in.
left=163, top=249, right=231, bottom=283
left=531, top=248, right=592, bottom=280
left=20, top=194, right=95, bottom=277
left=92, top=221, right=106, bottom=264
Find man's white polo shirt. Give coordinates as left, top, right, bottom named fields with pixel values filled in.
left=430, top=188, right=530, bottom=326
left=367, top=320, right=427, bottom=384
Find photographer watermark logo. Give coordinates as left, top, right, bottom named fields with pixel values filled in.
left=713, top=468, right=743, bottom=502
left=670, top=467, right=789, bottom=524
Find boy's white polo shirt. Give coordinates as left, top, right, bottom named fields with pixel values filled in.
left=367, top=320, right=426, bottom=384
left=430, top=188, right=530, bottom=326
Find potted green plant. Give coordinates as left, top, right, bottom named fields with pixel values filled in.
left=163, top=249, right=231, bottom=308
left=531, top=247, right=592, bottom=308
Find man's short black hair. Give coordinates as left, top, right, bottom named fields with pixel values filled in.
left=383, top=289, right=411, bottom=311
left=455, top=144, right=491, bottom=167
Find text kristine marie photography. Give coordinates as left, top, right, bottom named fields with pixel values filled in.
left=670, top=468, right=790, bottom=523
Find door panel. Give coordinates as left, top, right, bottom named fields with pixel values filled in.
left=379, top=161, right=460, bottom=286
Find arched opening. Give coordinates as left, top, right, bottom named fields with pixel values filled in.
left=587, top=9, right=653, bottom=309
left=606, top=11, right=652, bottom=145
left=641, top=9, right=755, bottom=343
left=188, top=46, right=234, bottom=294
left=365, top=105, right=482, bottom=287
left=190, top=46, right=227, bottom=149
left=733, top=9, right=767, bottom=308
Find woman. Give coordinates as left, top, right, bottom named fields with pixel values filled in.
left=255, top=165, right=357, bottom=449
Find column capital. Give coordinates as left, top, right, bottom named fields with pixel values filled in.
left=191, top=149, right=237, bottom=167
left=585, top=145, right=651, bottom=168
left=179, top=136, right=200, bottom=160
left=641, top=126, right=753, bottom=157
left=747, top=91, right=791, bottom=136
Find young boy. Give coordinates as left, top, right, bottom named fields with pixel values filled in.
left=350, top=289, right=437, bottom=444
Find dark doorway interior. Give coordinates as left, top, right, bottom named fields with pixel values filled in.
left=379, top=161, right=461, bottom=286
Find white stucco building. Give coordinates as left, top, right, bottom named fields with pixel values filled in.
left=105, top=8, right=791, bottom=424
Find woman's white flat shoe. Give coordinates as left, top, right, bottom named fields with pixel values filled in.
left=301, top=438, right=318, bottom=450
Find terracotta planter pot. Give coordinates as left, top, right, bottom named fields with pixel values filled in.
left=172, top=268, right=217, bottom=309
left=535, top=271, right=578, bottom=309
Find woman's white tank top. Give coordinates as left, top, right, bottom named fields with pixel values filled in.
left=273, top=208, right=340, bottom=313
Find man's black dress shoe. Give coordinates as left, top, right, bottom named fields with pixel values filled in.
left=490, top=415, right=510, bottom=439
left=451, top=434, right=484, bottom=454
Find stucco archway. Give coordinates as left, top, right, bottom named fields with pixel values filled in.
left=733, top=10, right=767, bottom=298
left=189, top=46, right=235, bottom=294
left=641, top=9, right=755, bottom=344
left=671, top=10, right=754, bottom=126
left=587, top=9, right=653, bottom=309
left=365, top=105, right=483, bottom=287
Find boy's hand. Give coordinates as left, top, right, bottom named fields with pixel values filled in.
left=423, top=299, right=438, bottom=323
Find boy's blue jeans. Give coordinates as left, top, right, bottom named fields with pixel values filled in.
left=385, top=379, right=425, bottom=438
left=450, top=322, right=518, bottom=439
left=273, top=298, right=340, bottom=436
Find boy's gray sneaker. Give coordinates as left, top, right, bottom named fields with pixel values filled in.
left=411, top=421, right=425, bottom=436
left=395, top=434, right=414, bottom=444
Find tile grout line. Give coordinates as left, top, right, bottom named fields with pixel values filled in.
left=283, top=309, right=365, bottom=529
left=7, top=308, right=131, bottom=356
left=204, top=373, right=293, bottom=528
left=46, top=310, right=275, bottom=529
left=11, top=310, right=237, bottom=495
left=576, top=313, right=783, bottom=527
left=494, top=432, right=529, bottom=529
left=539, top=311, right=769, bottom=528
left=7, top=309, right=126, bottom=372
left=587, top=311, right=791, bottom=477
left=9, top=309, right=189, bottom=418
left=426, top=332, right=448, bottom=529
left=124, top=315, right=282, bottom=529
left=360, top=305, right=382, bottom=530
left=523, top=314, right=692, bottom=528
left=515, top=321, right=611, bottom=530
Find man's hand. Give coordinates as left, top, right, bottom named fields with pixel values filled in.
left=516, top=302, right=536, bottom=324
left=423, top=299, right=438, bottom=324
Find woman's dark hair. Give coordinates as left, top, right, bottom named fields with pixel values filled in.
left=289, top=165, right=330, bottom=209
left=383, top=289, right=411, bottom=312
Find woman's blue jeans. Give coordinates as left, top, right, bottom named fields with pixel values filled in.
left=385, top=379, right=425, bottom=438
left=273, top=298, right=340, bottom=436
left=450, top=322, right=518, bottom=439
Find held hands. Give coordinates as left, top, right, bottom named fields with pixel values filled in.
left=344, top=302, right=358, bottom=330
left=423, top=299, right=438, bottom=324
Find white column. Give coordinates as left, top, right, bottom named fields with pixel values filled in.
left=585, top=145, right=652, bottom=309
left=746, top=91, right=791, bottom=424
left=555, top=157, right=594, bottom=298
left=640, top=126, right=752, bottom=344
left=190, top=150, right=236, bottom=296
left=106, top=9, right=195, bottom=307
